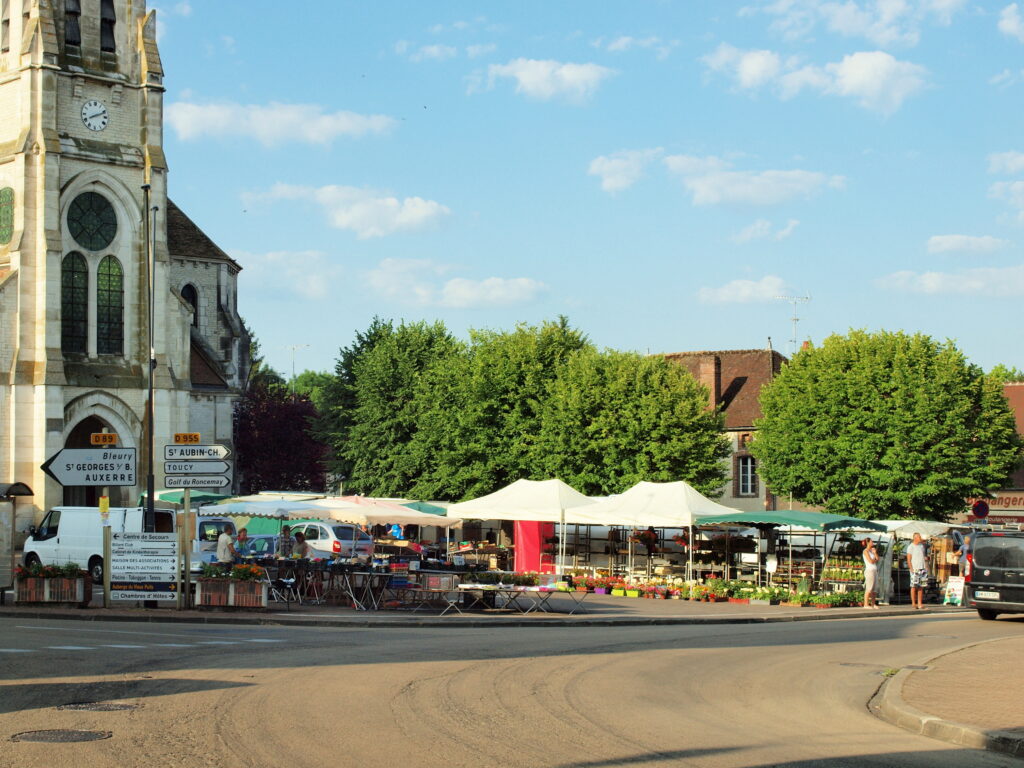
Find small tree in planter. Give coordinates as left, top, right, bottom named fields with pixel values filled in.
left=15, top=562, right=92, bottom=607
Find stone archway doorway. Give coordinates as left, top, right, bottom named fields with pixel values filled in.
left=63, top=416, right=126, bottom=506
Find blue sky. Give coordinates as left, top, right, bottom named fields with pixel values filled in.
left=153, top=1, right=1024, bottom=377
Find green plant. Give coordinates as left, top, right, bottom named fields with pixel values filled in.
left=200, top=563, right=228, bottom=579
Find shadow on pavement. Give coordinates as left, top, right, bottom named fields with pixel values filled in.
left=0, top=677, right=252, bottom=715
left=557, top=749, right=1002, bottom=768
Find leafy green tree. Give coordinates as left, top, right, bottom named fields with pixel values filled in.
left=290, top=370, right=333, bottom=413
left=342, top=320, right=461, bottom=495
left=990, top=364, right=1024, bottom=383
left=314, top=317, right=394, bottom=483
left=752, top=330, right=1022, bottom=520
left=537, top=350, right=731, bottom=496
left=408, top=317, right=590, bottom=500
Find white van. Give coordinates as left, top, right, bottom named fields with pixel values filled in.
left=188, top=515, right=236, bottom=571
left=24, top=506, right=176, bottom=584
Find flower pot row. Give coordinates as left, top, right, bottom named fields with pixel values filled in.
left=195, top=579, right=268, bottom=610
left=15, top=577, right=92, bottom=608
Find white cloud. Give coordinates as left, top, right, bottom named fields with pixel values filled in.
left=467, top=43, right=497, bottom=58
left=883, top=265, right=1024, bottom=295
left=990, top=181, right=1024, bottom=221
left=234, top=250, right=341, bottom=300
left=266, top=184, right=451, bottom=239
left=703, top=44, right=927, bottom=114
left=926, top=235, right=1010, bottom=253
left=732, top=218, right=801, bottom=243
left=165, top=101, right=395, bottom=146
left=597, top=35, right=678, bottom=59
left=745, top=0, right=967, bottom=47
left=989, top=68, right=1024, bottom=87
left=665, top=154, right=844, bottom=206
left=989, top=150, right=1024, bottom=175
left=699, top=275, right=790, bottom=303
left=825, top=51, right=928, bottom=113
left=485, top=58, right=615, bottom=103
left=588, top=148, right=664, bottom=192
left=410, top=44, right=458, bottom=62
left=702, top=43, right=782, bottom=89
left=366, top=259, right=547, bottom=308
left=999, top=4, right=1024, bottom=43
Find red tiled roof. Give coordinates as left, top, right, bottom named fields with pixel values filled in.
left=664, top=349, right=787, bottom=430
left=1003, top=383, right=1024, bottom=436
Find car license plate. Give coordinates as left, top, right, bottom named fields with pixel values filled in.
left=975, top=590, right=1000, bottom=600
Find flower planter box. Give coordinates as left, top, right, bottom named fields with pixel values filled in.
left=813, top=603, right=834, bottom=609
left=196, top=579, right=268, bottom=610
left=15, top=577, right=92, bottom=607
left=709, top=596, right=729, bottom=603
left=594, top=588, right=610, bottom=595
left=749, top=598, right=780, bottom=606
left=727, top=597, right=750, bottom=605
left=610, top=588, right=626, bottom=597
left=625, top=590, right=641, bottom=598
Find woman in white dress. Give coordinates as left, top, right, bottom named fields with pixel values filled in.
left=862, top=537, right=880, bottom=609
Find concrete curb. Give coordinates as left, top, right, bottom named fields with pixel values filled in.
left=871, top=638, right=1024, bottom=759
left=0, top=605, right=960, bottom=630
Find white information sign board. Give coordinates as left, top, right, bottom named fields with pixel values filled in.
left=109, top=532, right=179, bottom=601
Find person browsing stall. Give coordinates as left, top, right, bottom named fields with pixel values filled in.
left=216, top=528, right=236, bottom=571
left=292, top=530, right=312, bottom=559
left=862, top=538, right=879, bottom=609
left=906, top=532, right=928, bottom=609
left=277, top=525, right=294, bottom=558
left=234, top=527, right=252, bottom=559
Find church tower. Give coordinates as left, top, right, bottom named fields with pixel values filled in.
left=0, top=1, right=247, bottom=517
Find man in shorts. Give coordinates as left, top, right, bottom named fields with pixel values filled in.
left=906, top=532, right=928, bottom=609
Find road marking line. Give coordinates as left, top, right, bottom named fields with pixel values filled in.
left=195, top=641, right=240, bottom=645
left=15, top=625, right=258, bottom=641
left=242, top=639, right=284, bottom=643
left=47, top=646, right=95, bottom=650
left=152, top=643, right=196, bottom=647
left=0, top=649, right=34, bottom=653
left=101, top=644, right=147, bottom=649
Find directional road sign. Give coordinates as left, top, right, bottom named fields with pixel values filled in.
left=109, top=532, right=179, bottom=601
left=41, top=447, right=137, bottom=487
left=164, top=444, right=231, bottom=461
left=163, top=460, right=230, bottom=475
left=164, top=474, right=231, bottom=489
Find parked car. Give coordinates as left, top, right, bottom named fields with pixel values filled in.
left=287, top=520, right=373, bottom=561
left=24, top=506, right=177, bottom=584
left=239, top=534, right=278, bottom=558
left=966, top=530, right=1024, bottom=620
left=188, top=516, right=236, bottom=572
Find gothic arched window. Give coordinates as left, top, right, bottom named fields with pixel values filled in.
left=61, top=252, right=88, bottom=355
left=97, top=255, right=123, bottom=355
left=64, top=0, right=81, bottom=48
left=99, top=0, right=115, bottom=53
left=181, top=283, right=198, bottom=327
left=0, top=187, right=13, bottom=245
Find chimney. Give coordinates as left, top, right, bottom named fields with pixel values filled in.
left=698, top=355, right=721, bottom=411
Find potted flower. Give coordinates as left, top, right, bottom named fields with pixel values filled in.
left=196, top=563, right=268, bottom=609
left=624, top=584, right=642, bottom=598
left=15, top=561, right=92, bottom=607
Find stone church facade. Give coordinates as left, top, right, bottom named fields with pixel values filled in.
left=0, top=1, right=247, bottom=517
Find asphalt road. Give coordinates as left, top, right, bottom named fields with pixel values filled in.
left=1, top=613, right=1022, bottom=768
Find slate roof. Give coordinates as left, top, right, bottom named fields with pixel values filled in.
left=664, top=349, right=787, bottom=430
left=166, top=199, right=241, bottom=271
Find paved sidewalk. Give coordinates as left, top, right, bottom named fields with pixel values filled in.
left=875, top=635, right=1024, bottom=758
left=0, top=591, right=964, bottom=628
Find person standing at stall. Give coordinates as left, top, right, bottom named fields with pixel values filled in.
left=216, top=527, right=236, bottom=572
left=277, top=525, right=294, bottom=558
left=862, top=538, right=879, bottom=609
left=956, top=534, right=972, bottom=577
left=907, top=532, right=928, bottom=609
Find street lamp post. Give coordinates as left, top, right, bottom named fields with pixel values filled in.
left=142, top=185, right=158, bottom=532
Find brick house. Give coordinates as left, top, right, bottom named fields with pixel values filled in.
left=665, top=348, right=787, bottom=512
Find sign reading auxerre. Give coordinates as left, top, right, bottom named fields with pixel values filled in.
left=41, top=447, right=137, bottom=487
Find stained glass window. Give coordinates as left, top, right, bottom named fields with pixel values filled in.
left=99, top=0, right=115, bottom=53
left=97, top=255, right=123, bottom=355
left=61, top=252, right=88, bottom=355
left=68, top=192, right=116, bottom=251
left=0, top=187, right=13, bottom=245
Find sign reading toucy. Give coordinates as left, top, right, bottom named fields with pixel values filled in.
left=110, top=532, right=179, bottom=601
left=41, top=447, right=137, bottom=487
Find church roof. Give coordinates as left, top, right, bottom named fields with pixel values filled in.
left=167, top=199, right=241, bottom=271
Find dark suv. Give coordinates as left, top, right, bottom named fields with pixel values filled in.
left=966, top=531, right=1024, bottom=620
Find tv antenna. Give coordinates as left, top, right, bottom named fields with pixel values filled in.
left=774, top=294, right=811, bottom=355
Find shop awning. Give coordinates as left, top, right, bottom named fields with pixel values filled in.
left=694, top=509, right=888, bottom=532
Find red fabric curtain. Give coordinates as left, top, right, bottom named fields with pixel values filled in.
left=514, top=521, right=556, bottom=573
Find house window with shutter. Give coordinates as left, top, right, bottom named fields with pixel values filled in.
left=734, top=455, right=758, bottom=498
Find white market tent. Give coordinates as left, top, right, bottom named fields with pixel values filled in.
left=206, top=497, right=462, bottom=528
left=447, top=478, right=598, bottom=571
left=873, top=519, right=968, bottom=540
left=572, top=480, right=741, bottom=528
